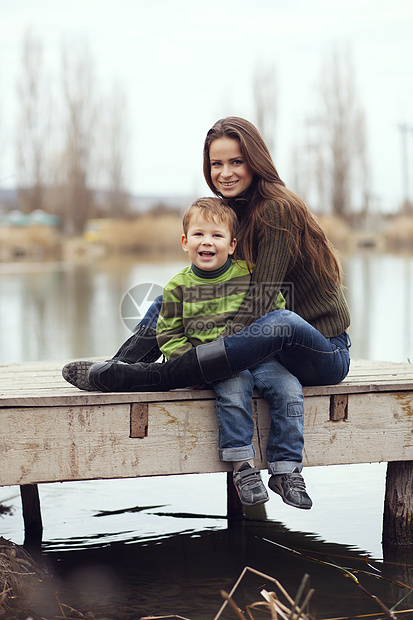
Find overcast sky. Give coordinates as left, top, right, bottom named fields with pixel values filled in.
left=1, top=0, right=412, bottom=212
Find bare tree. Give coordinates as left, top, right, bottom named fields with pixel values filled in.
left=253, top=61, right=278, bottom=156
left=16, top=29, right=51, bottom=213
left=58, top=41, right=97, bottom=235
left=317, top=47, right=369, bottom=218
left=355, top=109, right=372, bottom=217
left=102, top=83, right=131, bottom=218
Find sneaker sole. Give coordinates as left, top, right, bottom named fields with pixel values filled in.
left=62, top=361, right=96, bottom=391
left=269, top=483, right=312, bottom=510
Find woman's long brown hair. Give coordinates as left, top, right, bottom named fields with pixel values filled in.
left=203, top=117, right=342, bottom=286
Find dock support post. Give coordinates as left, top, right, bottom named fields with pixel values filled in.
left=226, top=472, right=243, bottom=519
left=382, top=461, right=413, bottom=548
left=20, top=484, right=43, bottom=547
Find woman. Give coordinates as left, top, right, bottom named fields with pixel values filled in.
left=63, top=116, right=350, bottom=400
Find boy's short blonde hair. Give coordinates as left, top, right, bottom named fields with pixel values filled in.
left=182, top=197, right=238, bottom=239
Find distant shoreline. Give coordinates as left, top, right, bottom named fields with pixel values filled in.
left=1, top=213, right=413, bottom=262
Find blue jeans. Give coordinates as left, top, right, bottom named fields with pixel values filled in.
left=224, top=309, right=350, bottom=387
left=213, top=309, right=350, bottom=474
left=213, top=358, right=305, bottom=475
left=140, top=295, right=163, bottom=329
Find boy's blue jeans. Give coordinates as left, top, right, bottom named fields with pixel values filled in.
left=213, top=357, right=305, bottom=474
left=213, top=309, right=351, bottom=475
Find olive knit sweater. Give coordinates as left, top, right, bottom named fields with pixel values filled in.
left=223, top=198, right=350, bottom=339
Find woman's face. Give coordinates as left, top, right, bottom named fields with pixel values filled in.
left=209, top=137, right=254, bottom=198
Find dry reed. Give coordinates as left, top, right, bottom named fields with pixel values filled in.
left=0, top=225, right=61, bottom=260
left=385, top=216, right=413, bottom=251
left=0, top=536, right=44, bottom=617
left=86, top=215, right=183, bottom=254
left=316, top=215, right=352, bottom=251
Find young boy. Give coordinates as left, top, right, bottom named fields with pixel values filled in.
left=156, top=197, right=309, bottom=508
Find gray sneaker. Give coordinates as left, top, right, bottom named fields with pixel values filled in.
left=233, top=463, right=269, bottom=506
left=268, top=467, right=312, bottom=509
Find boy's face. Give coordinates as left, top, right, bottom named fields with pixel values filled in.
left=182, top=212, right=236, bottom=271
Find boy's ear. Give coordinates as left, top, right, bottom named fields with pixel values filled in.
left=181, top=234, right=189, bottom=252
left=228, top=237, right=237, bottom=255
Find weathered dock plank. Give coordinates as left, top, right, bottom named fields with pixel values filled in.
left=1, top=358, right=413, bottom=487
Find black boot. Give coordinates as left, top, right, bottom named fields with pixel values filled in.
left=80, top=338, right=234, bottom=392
left=111, top=324, right=161, bottom=363
left=61, top=324, right=161, bottom=390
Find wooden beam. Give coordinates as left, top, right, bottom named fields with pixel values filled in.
left=130, top=403, right=148, bottom=438
left=330, top=394, right=348, bottom=421
left=226, top=471, right=243, bottom=520
left=383, top=461, right=413, bottom=548
left=20, top=484, right=42, bottom=547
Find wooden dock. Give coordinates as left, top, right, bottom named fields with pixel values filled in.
left=1, top=358, right=413, bottom=546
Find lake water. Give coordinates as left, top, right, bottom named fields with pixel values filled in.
left=1, top=252, right=413, bottom=619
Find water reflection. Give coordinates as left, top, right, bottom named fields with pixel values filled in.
left=343, top=252, right=413, bottom=362
left=28, top=521, right=413, bottom=619
left=0, top=257, right=187, bottom=363
left=1, top=252, right=413, bottom=364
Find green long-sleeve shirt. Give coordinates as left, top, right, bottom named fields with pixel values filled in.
left=156, top=259, right=285, bottom=359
